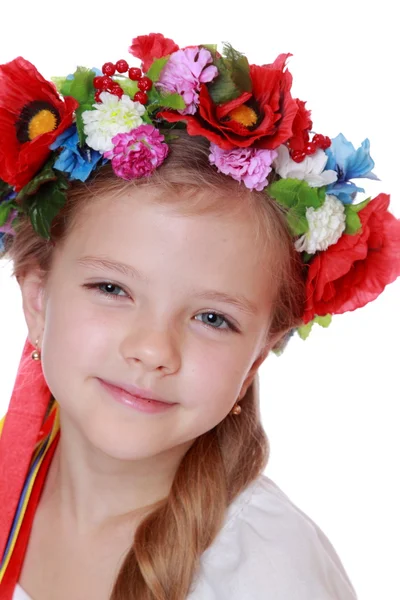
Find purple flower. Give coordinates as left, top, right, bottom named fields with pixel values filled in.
left=209, top=144, right=277, bottom=191
left=157, top=47, right=218, bottom=115
left=104, top=125, right=169, bottom=180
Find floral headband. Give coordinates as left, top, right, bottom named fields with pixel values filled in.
left=0, top=33, right=399, bottom=342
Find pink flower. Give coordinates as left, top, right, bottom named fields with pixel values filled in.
left=209, top=144, right=277, bottom=191
left=105, top=125, right=169, bottom=180
left=157, top=47, right=218, bottom=115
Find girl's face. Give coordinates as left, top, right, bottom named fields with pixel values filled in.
left=24, top=187, right=277, bottom=461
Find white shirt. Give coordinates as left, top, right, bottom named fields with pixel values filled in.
left=13, top=475, right=357, bottom=599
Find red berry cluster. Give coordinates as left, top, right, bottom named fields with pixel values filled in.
left=93, top=61, right=153, bottom=105
left=290, top=133, right=332, bottom=163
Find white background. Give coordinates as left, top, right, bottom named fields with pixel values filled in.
left=1, top=1, right=399, bottom=598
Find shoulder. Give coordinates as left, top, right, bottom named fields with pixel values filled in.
left=188, top=475, right=358, bottom=600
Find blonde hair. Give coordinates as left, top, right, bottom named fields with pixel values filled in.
left=4, top=132, right=305, bottom=599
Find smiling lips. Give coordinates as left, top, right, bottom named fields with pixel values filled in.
left=98, top=378, right=176, bottom=405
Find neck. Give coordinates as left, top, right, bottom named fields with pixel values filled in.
left=41, top=408, right=193, bottom=535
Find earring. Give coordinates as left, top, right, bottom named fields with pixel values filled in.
left=31, top=338, right=41, bottom=361
left=230, top=402, right=242, bottom=416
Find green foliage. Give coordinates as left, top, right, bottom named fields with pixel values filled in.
left=268, top=179, right=326, bottom=236
left=297, top=322, right=313, bottom=341
left=15, top=162, right=69, bottom=239
left=51, top=76, right=71, bottom=95
left=344, top=198, right=370, bottom=235
left=297, top=314, right=332, bottom=340
left=27, top=176, right=68, bottom=239
left=0, top=200, right=13, bottom=227
left=16, top=160, right=58, bottom=200
left=353, top=198, right=370, bottom=213
left=67, top=67, right=96, bottom=104
left=207, top=43, right=252, bottom=104
left=344, top=204, right=362, bottom=235
left=146, top=57, right=169, bottom=82
left=147, top=89, right=186, bottom=114
left=74, top=102, right=94, bottom=146
left=116, top=78, right=139, bottom=98
left=222, top=43, right=252, bottom=93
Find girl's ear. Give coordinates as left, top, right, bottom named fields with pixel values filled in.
left=18, top=269, right=47, bottom=345
left=237, top=344, right=271, bottom=402
left=237, top=329, right=286, bottom=401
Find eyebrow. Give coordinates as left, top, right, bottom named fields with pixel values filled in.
left=76, top=256, right=147, bottom=281
left=76, top=255, right=258, bottom=316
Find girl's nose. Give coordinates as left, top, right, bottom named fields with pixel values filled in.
left=120, top=319, right=182, bottom=375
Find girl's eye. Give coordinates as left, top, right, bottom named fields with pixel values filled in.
left=194, top=312, right=236, bottom=333
left=84, top=282, right=129, bottom=299
left=84, top=283, right=238, bottom=332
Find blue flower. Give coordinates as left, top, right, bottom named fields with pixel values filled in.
left=50, top=125, right=104, bottom=182
left=325, top=133, right=379, bottom=204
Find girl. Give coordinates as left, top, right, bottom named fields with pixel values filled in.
left=0, top=33, right=399, bottom=600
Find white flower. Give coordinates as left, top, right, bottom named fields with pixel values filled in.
left=295, top=194, right=346, bottom=254
left=273, top=145, right=338, bottom=188
left=82, top=92, right=146, bottom=154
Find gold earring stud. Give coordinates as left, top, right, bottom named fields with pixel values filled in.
left=31, top=338, right=41, bottom=361
left=230, top=403, right=242, bottom=416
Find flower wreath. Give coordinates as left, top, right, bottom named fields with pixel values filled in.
left=0, top=33, right=399, bottom=343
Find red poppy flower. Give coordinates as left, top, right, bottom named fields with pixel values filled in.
left=0, top=57, right=78, bottom=191
left=129, top=33, right=179, bottom=72
left=288, top=99, right=312, bottom=152
left=159, top=54, right=299, bottom=150
left=303, top=194, right=400, bottom=324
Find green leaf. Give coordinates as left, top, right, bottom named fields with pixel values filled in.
left=344, top=205, right=362, bottom=235
left=68, top=67, right=96, bottom=104
left=202, top=44, right=218, bottom=55
left=269, top=179, right=325, bottom=212
left=298, top=322, right=313, bottom=340
left=51, top=76, right=70, bottom=94
left=116, top=78, right=138, bottom=98
left=222, top=43, right=252, bottom=93
left=302, top=252, right=313, bottom=263
left=146, top=57, right=169, bottom=82
left=207, top=57, right=242, bottom=104
left=27, top=176, right=69, bottom=239
left=314, top=314, right=332, bottom=328
left=0, top=201, right=13, bottom=226
left=353, top=197, right=371, bottom=213
left=74, top=101, right=94, bottom=146
left=298, top=314, right=332, bottom=341
left=17, top=160, right=58, bottom=201
left=158, top=92, right=185, bottom=110
left=147, top=90, right=186, bottom=113
left=60, top=78, right=73, bottom=97
left=286, top=209, right=309, bottom=236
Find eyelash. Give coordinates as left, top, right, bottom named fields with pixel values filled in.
left=83, top=282, right=238, bottom=333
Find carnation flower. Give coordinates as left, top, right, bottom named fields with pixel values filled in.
left=129, top=33, right=179, bottom=72
left=157, top=47, right=218, bottom=115
left=273, top=145, right=338, bottom=188
left=82, top=93, right=146, bottom=154
left=209, top=144, right=277, bottom=191
left=295, top=194, right=346, bottom=254
left=104, top=124, right=168, bottom=180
